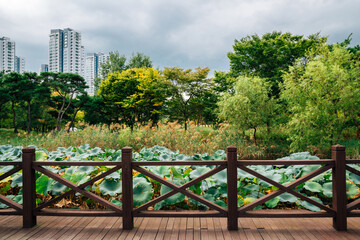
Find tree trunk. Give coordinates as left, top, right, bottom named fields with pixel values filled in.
left=27, top=100, right=31, bottom=134
left=56, top=96, right=67, bottom=131
left=11, top=101, right=18, bottom=133
left=253, top=127, right=257, bottom=145
left=67, top=108, right=79, bottom=133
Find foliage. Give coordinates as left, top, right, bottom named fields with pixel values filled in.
left=228, top=31, right=327, bottom=97
left=282, top=45, right=360, bottom=152
left=218, top=76, right=276, bottom=144
left=1, top=145, right=359, bottom=212
left=162, top=67, right=214, bottom=130
left=99, top=68, right=170, bottom=129
left=41, top=72, right=88, bottom=131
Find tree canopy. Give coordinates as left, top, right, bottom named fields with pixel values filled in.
left=282, top=44, right=360, bottom=151
left=228, top=31, right=327, bottom=97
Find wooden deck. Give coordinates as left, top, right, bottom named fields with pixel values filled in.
left=1, top=216, right=360, bottom=239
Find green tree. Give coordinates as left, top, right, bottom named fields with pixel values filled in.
left=162, top=67, right=212, bottom=130
left=127, top=52, right=153, bottom=69
left=1, top=72, right=28, bottom=133
left=100, top=51, right=127, bottom=79
left=228, top=31, right=327, bottom=98
left=22, top=72, right=51, bottom=133
left=218, top=76, right=276, bottom=144
left=282, top=44, right=360, bottom=151
left=99, top=68, right=169, bottom=129
left=41, top=72, right=88, bottom=131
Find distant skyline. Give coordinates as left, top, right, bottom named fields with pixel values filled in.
left=1, top=0, right=359, bottom=75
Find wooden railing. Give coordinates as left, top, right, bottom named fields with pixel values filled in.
left=0, top=145, right=359, bottom=231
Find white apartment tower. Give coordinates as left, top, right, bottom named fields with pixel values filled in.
left=85, top=52, right=109, bottom=95
left=15, top=56, right=25, bottom=73
left=0, top=37, right=16, bottom=72
left=49, top=28, right=84, bottom=76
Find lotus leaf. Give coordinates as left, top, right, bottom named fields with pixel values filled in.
left=104, top=171, right=121, bottom=180
left=50, top=181, right=68, bottom=195
left=301, top=165, right=321, bottom=177
left=76, top=166, right=96, bottom=175
left=110, top=199, right=122, bottom=207
left=10, top=173, right=22, bottom=187
left=265, top=196, right=280, bottom=208
left=346, top=182, right=360, bottom=199
left=35, top=151, right=47, bottom=161
left=299, top=196, right=322, bottom=212
left=279, top=193, right=298, bottom=203
left=189, top=166, right=211, bottom=179
left=322, top=182, right=333, bottom=197
left=212, top=170, right=227, bottom=185
left=242, top=184, right=260, bottom=192
left=133, top=177, right=153, bottom=207
left=349, top=172, right=360, bottom=185
left=160, top=182, right=185, bottom=205
left=304, top=182, right=322, bottom=193
left=243, top=197, right=257, bottom=205
left=36, top=174, right=51, bottom=195
left=99, top=179, right=122, bottom=196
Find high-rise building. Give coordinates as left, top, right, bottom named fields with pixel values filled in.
left=49, top=28, right=84, bottom=76
left=15, top=56, right=25, bottom=73
left=0, top=37, right=16, bottom=72
left=85, top=52, right=109, bottom=95
left=40, top=64, right=49, bottom=73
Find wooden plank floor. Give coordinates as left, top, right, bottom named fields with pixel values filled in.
left=1, top=216, right=360, bottom=240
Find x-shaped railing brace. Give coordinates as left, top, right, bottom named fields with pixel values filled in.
left=237, top=163, right=335, bottom=214
left=133, top=165, right=228, bottom=215
left=34, top=165, right=122, bottom=213
left=346, top=165, right=360, bottom=211
left=0, top=166, right=23, bottom=212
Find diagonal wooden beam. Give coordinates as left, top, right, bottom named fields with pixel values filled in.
left=134, top=165, right=226, bottom=212
left=0, top=195, right=23, bottom=212
left=347, top=198, right=360, bottom=212
left=238, top=164, right=334, bottom=213
left=0, top=166, right=22, bottom=181
left=34, top=166, right=122, bottom=213
left=346, top=165, right=360, bottom=177
left=35, top=165, right=122, bottom=211
left=133, top=165, right=227, bottom=214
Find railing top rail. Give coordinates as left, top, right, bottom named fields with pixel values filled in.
left=0, top=161, right=23, bottom=165
left=32, top=161, right=122, bottom=166
left=132, top=160, right=226, bottom=166
left=238, top=159, right=334, bottom=165
left=346, top=159, right=360, bottom=164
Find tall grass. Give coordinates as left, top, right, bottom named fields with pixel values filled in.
left=0, top=122, right=291, bottom=159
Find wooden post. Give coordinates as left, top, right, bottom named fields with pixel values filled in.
left=227, top=146, right=238, bottom=230
left=332, top=145, right=347, bottom=231
left=22, top=147, right=36, bottom=228
left=122, top=147, right=133, bottom=230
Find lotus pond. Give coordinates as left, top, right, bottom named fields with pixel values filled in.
left=1, top=144, right=360, bottom=211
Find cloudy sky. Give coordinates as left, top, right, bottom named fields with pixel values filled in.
left=0, top=0, right=359, bottom=74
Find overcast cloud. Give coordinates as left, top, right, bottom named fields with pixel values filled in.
left=0, top=0, right=359, bottom=74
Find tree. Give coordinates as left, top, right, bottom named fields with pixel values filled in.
left=41, top=72, right=88, bottom=131
left=22, top=72, right=51, bottom=133
left=99, top=68, right=169, bottom=129
left=162, top=67, right=212, bottom=130
left=127, top=52, right=153, bottom=69
left=228, top=32, right=327, bottom=98
left=282, top=44, right=360, bottom=151
left=1, top=72, right=27, bottom=133
left=218, top=76, right=276, bottom=144
left=100, top=51, right=127, bottom=79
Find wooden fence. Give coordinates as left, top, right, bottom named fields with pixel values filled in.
left=0, top=145, right=359, bottom=231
